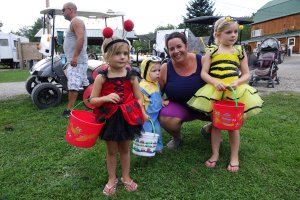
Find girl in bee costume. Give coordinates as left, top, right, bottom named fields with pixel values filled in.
left=187, top=17, right=263, bottom=172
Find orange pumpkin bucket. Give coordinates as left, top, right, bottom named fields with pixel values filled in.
left=212, top=87, right=245, bottom=130
left=65, top=110, right=104, bottom=148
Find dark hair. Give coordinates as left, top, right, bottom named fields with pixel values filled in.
left=165, top=32, right=187, bottom=49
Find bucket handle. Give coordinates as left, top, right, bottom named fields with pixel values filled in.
left=148, top=119, right=156, bottom=134
left=72, top=98, right=92, bottom=110
left=229, top=85, right=238, bottom=108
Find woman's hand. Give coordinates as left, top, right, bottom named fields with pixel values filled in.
left=162, top=99, right=170, bottom=107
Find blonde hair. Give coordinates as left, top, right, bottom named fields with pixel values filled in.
left=102, top=36, right=130, bottom=63
left=213, top=17, right=239, bottom=45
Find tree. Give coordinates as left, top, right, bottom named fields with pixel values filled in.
left=134, top=24, right=178, bottom=52
left=240, top=16, right=253, bottom=42
left=13, top=17, right=43, bottom=42
left=178, top=0, right=215, bottom=37
left=155, top=24, right=177, bottom=32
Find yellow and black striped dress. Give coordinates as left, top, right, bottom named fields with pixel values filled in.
left=187, top=45, right=263, bottom=118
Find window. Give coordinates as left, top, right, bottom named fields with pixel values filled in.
left=288, top=37, right=295, bottom=46
left=251, top=29, right=263, bottom=37
left=0, top=39, right=9, bottom=46
left=14, top=40, right=18, bottom=48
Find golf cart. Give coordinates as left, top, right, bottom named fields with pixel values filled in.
left=26, top=7, right=126, bottom=109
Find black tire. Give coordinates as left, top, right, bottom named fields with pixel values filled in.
left=25, top=75, right=49, bottom=94
left=249, top=75, right=254, bottom=86
left=278, top=53, right=284, bottom=64
left=88, top=53, right=97, bottom=60
left=25, top=75, right=39, bottom=94
left=31, top=83, right=62, bottom=109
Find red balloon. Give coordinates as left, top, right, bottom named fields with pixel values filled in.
left=102, top=27, right=113, bottom=38
left=124, top=20, right=134, bottom=32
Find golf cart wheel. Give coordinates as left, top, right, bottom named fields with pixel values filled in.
left=249, top=75, right=255, bottom=86
left=25, top=75, right=39, bottom=94
left=31, top=83, right=62, bottom=109
left=25, top=75, right=49, bottom=94
left=88, top=53, right=97, bottom=60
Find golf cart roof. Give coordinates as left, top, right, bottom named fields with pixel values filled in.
left=40, top=7, right=125, bottom=18
left=184, top=16, right=253, bottom=25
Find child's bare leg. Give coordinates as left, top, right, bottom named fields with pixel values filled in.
left=205, top=126, right=221, bottom=168
left=119, top=140, right=137, bottom=191
left=118, top=140, right=131, bottom=181
left=106, top=141, right=118, bottom=184
left=227, top=130, right=240, bottom=172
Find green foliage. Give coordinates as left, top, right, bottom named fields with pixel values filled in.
left=0, top=92, right=300, bottom=199
left=13, top=17, right=43, bottom=42
left=135, top=25, right=178, bottom=52
left=179, top=0, right=215, bottom=36
left=87, top=45, right=102, bottom=55
left=240, top=16, right=253, bottom=42
left=155, top=24, right=177, bottom=32
left=133, top=40, right=144, bottom=52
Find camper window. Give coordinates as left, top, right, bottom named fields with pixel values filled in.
left=13, top=40, right=18, bottom=48
left=0, top=39, right=9, bottom=46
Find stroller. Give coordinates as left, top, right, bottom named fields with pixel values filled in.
left=249, top=37, right=283, bottom=88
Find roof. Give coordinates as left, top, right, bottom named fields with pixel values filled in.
left=40, top=7, right=125, bottom=18
left=0, top=32, right=29, bottom=42
left=253, top=0, right=300, bottom=24
left=34, top=28, right=138, bottom=39
left=185, top=16, right=253, bottom=25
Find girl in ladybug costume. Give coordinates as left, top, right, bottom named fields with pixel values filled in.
left=90, top=34, right=147, bottom=196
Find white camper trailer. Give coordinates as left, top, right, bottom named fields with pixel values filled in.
left=0, top=32, right=29, bottom=68
left=155, top=29, right=202, bottom=58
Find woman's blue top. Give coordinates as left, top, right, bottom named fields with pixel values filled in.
left=164, top=54, right=206, bottom=104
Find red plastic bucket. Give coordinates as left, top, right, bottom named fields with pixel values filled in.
left=82, top=84, right=95, bottom=109
left=65, top=110, right=104, bottom=148
left=212, top=100, right=245, bottom=130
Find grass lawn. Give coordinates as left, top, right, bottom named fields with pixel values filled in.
left=0, top=69, right=30, bottom=83
left=0, top=92, right=299, bottom=199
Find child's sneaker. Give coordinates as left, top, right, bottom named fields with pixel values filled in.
left=200, top=123, right=212, bottom=140
left=62, top=109, right=71, bottom=118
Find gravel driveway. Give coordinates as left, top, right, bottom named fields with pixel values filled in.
left=250, top=54, right=300, bottom=94
left=0, top=81, right=28, bottom=100
left=0, top=54, right=299, bottom=100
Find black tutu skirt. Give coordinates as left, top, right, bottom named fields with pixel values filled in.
left=100, top=108, right=142, bottom=141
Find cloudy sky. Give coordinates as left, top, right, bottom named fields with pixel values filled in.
left=0, top=0, right=271, bottom=35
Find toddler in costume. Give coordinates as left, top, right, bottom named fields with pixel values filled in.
left=187, top=16, right=263, bottom=172
left=90, top=36, right=147, bottom=196
left=139, top=57, right=169, bottom=153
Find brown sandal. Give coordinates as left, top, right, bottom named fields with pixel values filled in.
left=103, top=179, right=118, bottom=196
left=121, top=178, right=138, bottom=192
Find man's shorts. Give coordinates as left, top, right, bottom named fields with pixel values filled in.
left=160, top=101, right=211, bottom=122
left=66, top=63, right=89, bottom=91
